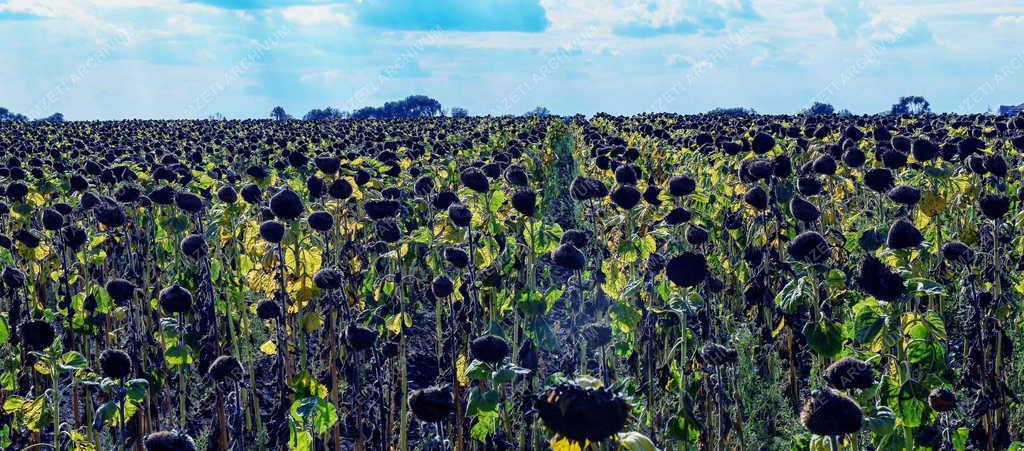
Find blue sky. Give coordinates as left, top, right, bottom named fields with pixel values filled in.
left=0, top=0, right=1022, bottom=119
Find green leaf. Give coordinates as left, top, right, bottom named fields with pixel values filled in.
left=528, top=317, right=559, bottom=352
left=923, top=311, right=947, bottom=340
left=665, top=408, right=701, bottom=443
left=544, top=289, right=562, bottom=314
left=896, top=380, right=928, bottom=428
left=465, top=387, right=500, bottom=416
left=809, top=436, right=831, bottom=451
left=524, top=220, right=561, bottom=255
left=93, top=401, right=118, bottom=428
left=0, top=317, right=8, bottom=344
left=952, top=427, right=969, bottom=451
left=94, top=285, right=114, bottom=314
left=491, top=362, right=531, bottom=384
left=464, top=360, right=491, bottom=382
left=470, top=411, right=498, bottom=442
left=291, top=397, right=337, bottom=434
left=668, top=292, right=703, bottom=316
left=292, top=397, right=319, bottom=422
left=312, top=399, right=338, bottom=434
left=803, top=319, right=843, bottom=357
left=2, top=396, right=27, bottom=413
left=852, top=299, right=885, bottom=345
left=864, top=405, right=895, bottom=435
left=825, top=269, right=846, bottom=288
left=125, top=379, right=149, bottom=401
left=876, top=426, right=908, bottom=451
left=775, top=276, right=811, bottom=314
left=19, top=396, right=49, bottom=432
left=906, top=278, right=946, bottom=297
left=609, top=301, right=641, bottom=335
left=487, top=191, right=505, bottom=214
left=164, top=343, right=193, bottom=367
left=291, top=371, right=328, bottom=399
left=59, top=351, right=88, bottom=372
left=906, top=339, right=945, bottom=371
left=288, top=425, right=313, bottom=451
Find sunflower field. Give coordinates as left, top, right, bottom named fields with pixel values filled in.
left=0, top=113, right=1023, bottom=450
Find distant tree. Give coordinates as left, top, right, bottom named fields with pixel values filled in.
left=0, top=107, right=28, bottom=121
left=271, top=106, right=292, bottom=120
left=383, top=95, right=443, bottom=118
left=303, top=107, right=346, bottom=121
left=525, top=106, right=550, bottom=117
left=802, top=102, right=836, bottom=116
left=348, top=95, right=444, bottom=120
left=708, top=107, right=756, bottom=116
left=41, top=113, right=64, bottom=122
left=208, top=113, right=226, bottom=120
left=837, top=109, right=853, bottom=116
left=349, top=106, right=381, bottom=120
left=450, top=107, right=469, bottom=118
left=890, top=96, right=931, bottom=115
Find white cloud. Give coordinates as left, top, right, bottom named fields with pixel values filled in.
left=865, top=15, right=934, bottom=48
left=665, top=54, right=695, bottom=68
left=163, top=14, right=212, bottom=36
left=822, top=0, right=871, bottom=38
left=299, top=69, right=344, bottom=83
left=690, top=59, right=714, bottom=72
left=992, top=15, right=1024, bottom=26
left=280, top=5, right=351, bottom=27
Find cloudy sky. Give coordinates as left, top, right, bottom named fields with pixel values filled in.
left=0, top=0, right=1022, bottom=119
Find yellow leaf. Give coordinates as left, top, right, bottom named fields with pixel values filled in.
left=550, top=437, right=586, bottom=451
left=920, top=190, right=945, bottom=217
left=771, top=317, right=786, bottom=338
left=616, top=432, right=656, bottom=451
left=385, top=312, right=411, bottom=335
left=456, top=353, right=469, bottom=387
left=574, top=375, right=602, bottom=389
left=28, top=192, right=46, bottom=207
left=260, top=340, right=277, bottom=355
left=301, top=311, right=323, bottom=332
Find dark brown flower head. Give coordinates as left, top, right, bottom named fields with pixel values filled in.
left=259, top=220, right=285, bottom=244
left=700, top=343, right=738, bottom=366
left=928, top=387, right=957, bottom=412
left=346, top=323, right=378, bottom=351
left=665, top=252, right=707, bottom=288
left=823, top=357, right=874, bottom=390
left=143, top=431, right=196, bottom=451
left=307, top=211, right=334, bottom=232
left=535, top=380, right=630, bottom=443
left=470, top=334, right=510, bottom=364
left=99, top=348, right=133, bottom=379
left=787, top=231, right=830, bottom=264
left=256, top=299, right=281, bottom=320
left=857, top=255, right=904, bottom=302
left=886, top=219, right=923, bottom=249
left=105, top=278, right=135, bottom=303
left=180, top=234, right=207, bottom=259
left=20, top=320, right=55, bottom=351
left=800, top=388, right=863, bottom=436
left=158, top=284, right=193, bottom=314
left=269, top=189, right=304, bottom=220
left=409, top=385, right=454, bottom=423
left=552, top=243, right=586, bottom=271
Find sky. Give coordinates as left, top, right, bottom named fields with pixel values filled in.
left=0, top=0, right=1022, bottom=120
